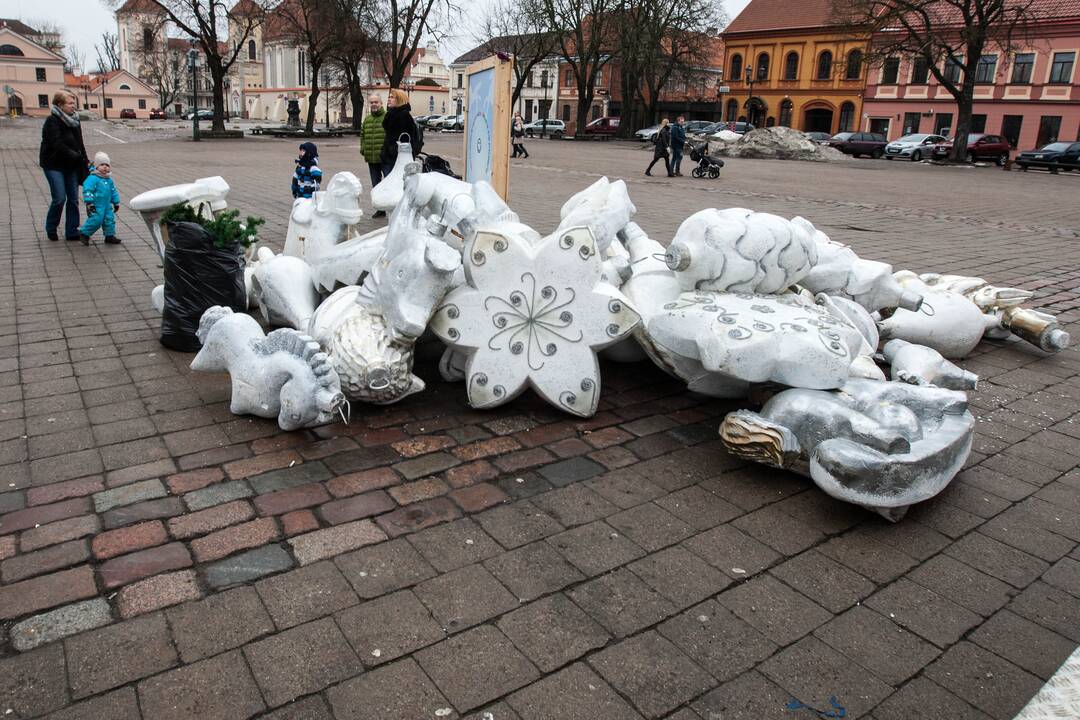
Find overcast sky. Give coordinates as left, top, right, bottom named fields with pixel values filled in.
left=0, top=0, right=752, bottom=70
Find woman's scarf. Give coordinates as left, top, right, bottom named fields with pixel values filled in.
left=51, top=103, right=80, bottom=129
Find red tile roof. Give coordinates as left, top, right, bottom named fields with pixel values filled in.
left=0, top=18, right=39, bottom=36
left=723, top=0, right=836, bottom=35
left=116, top=0, right=165, bottom=14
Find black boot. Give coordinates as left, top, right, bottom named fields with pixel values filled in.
left=47, top=231, right=59, bottom=241
left=79, top=234, right=90, bottom=246
left=105, top=236, right=121, bottom=244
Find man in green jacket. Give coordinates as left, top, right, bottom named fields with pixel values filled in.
left=360, top=94, right=387, bottom=217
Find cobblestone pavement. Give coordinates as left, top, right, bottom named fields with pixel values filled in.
left=2, top=126, right=1080, bottom=720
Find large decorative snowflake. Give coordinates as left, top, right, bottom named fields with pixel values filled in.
left=430, top=225, right=639, bottom=417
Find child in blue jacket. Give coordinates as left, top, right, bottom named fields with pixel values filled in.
left=79, top=151, right=121, bottom=245
left=291, top=142, right=323, bottom=199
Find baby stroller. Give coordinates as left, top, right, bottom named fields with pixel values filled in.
left=689, top=143, right=724, bottom=179
left=419, top=152, right=462, bottom=180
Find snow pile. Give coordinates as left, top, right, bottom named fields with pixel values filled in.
left=713, top=127, right=851, bottom=163
left=712, top=129, right=741, bottom=142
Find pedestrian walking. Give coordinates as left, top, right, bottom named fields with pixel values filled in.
left=511, top=113, right=529, bottom=158
left=381, top=88, right=422, bottom=179
left=291, top=141, right=323, bottom=200
left=78, top=152, right=121, bottom=245
left=645, top=119, right=673, bottom=177
left=39, top=90, right=90, bottom=241
left=360, top=94, right=387, bottom=217
left=670, top=115, right=687, bottom=176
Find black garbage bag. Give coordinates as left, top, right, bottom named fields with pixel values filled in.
left=160, top=220, right=246, bottom=352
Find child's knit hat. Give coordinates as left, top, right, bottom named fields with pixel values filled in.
left=94, top=151, right=111, bottom=166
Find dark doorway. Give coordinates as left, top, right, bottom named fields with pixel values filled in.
left=8, top=94, right=22, bottom=115
left=745, top=97, right=766, bottom=127
left=903, top=112, right=921, bottom=135
left=970, top=114, right=987, bottom=133
left=869, top=118, right=890, bottom=135
left=1001, top=115, right=1023, bottom=148
left=1037, top=115, right=1062, bottom=146
left=804, top=108, right=833, bottom=133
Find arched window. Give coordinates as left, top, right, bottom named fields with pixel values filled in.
left=846, top=49, right=863, bottom=80
left=562, top=104, right=570, bottom=121
left=119, top=83, right=131, bottom=90
left=540, top=69, right=548, bottom=88
left=784, top=52, right=799, bottom=80
left=725, top=98, right=738, bottom=121
left=839, top=101, right=855, bottom=132
left=779, top=99, right=794, bottom=126
left=729, top=54, right=743, bottom=82
left=248, top=39, right=256, bottom=61
left=756, top=53, right=770, bottom=81
left=817, top=51, right=833, bottom=80
left=0, top=44, right=24, bottom=56
left=142, top=27, right=154, bottom=52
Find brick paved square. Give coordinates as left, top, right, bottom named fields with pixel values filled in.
left=336, top=589, right=446, bottom=667
left=969, top=609, right=1076, bottom=680
left=872, top=677, right=993, bottom=720
left=136, top=650, right=266, bottom=720
left=166, top=586, right=275, bottom=663
left=244, top=617, right=363, bottom=707
left=475, top=499, right=565, bottom=549
left=496, top=593, right=610, bottom=672
left=65, top=612, right=178, bottom=698
left=406, top=517, right=503, bottom=572
left=415, top=563, right=518, bottom=632
left=36, top=688, right=143, bottom=720
left=507, top=663, right=642, bottom=720
left=548, top=520, right=645, bottom=576
left=567, top=568, right=675, bottom=637
left=530, top=483, right=619, bottom=527
left=334, top=537, right=438, bottom=598
left=659, top=600, right=778, bottom=682
left=627, top=545, right=731, bottom=609
left=484, top=540, right=585, bottom=601
left=925, top=642, right=1043, bottom=720
left=328, top=657, right=456, bottom=720
left=866, top=578, right=982, bottom=647
left=814, top=605, right=941, bottom=685
left=255, top=560, right=358, bottom=629
left=682, top=523, right=779, bottom=580
left=0, top=644, right=68, bottom=717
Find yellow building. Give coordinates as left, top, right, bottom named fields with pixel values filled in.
left=720, top=0, right=867, bottom=135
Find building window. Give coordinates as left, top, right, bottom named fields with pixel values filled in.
left=934, top=112, right=952, bottom=136
left=725, top=98, right=738, bottom=121
left=756, top=53, right=769, bottom=81
left=138, top=99, right=146, bottom=109
left=970, top=114, right=986, bottom=133
left=38, top=94, right=49, bottom=108
left=540, top=70, right=548, bottom=88
left=298, top=50, right=306, bottom=86
left=975, top=55, right=997, bottom=83
left=816, top=51, right=832, bottom=80
left=845, top=50, right=862, bottom=79
left=456, top=73, right=462, bottom=88
left=1049, top=52, right=1075, bottom=84
left=838, top=101, right=855, bottom=132
left=902, top=111, right=921, bottom=134
left=0, top=44, right=24, bottom=56
left=911, top=56, right=930, bottom=84
left=106, top=98, right=113, bottom=109
left=526, top=72, right=533, bottom=87
left=881, top=57, right=899, bottom=84
left=943, top=55, right=963, bottom=84
left=1001, top=114, right=1023, bottom=147
left=562, top=104, right=570, bottom=121
left=143, top=27, right=154, bottom=52
left=1010, top=53, right=1034, bottom=84
left=729, top=54, right=742, bottom=82
left=565, top=69, right=572, bottom=86
left=784, top=52, right=798, bottom=80
left=35, top=67, right=47, bottom=82
left=119, top=83, right=131, bottom=90
left=778, top=99, right=793, bottom=126
left=248, top=39, right=256, bottom=61
left=1037, top=115, right=1062, bottom=145
left=591, top=104, right=600, bottom=120
left=428, top=66, right=433, bottom=73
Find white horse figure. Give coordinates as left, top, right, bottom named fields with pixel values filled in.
left=283, top=171, right=364, bottom=261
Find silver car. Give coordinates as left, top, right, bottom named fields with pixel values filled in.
left=884, top=133, right=946, bottom=162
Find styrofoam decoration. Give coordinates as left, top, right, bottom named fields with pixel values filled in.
left=665, top=209, right=818, bottom=294
left=329, top=306, right=424, bottom=404
left=720, top=379, right=975, bottom=521
left=151, top=284, right=165, bottom=314
left=430, top=225, right=640, bottom=417
left=191, top=306, right=344, bottom=430
left=556, top=177, right=636, bottom=254
left=814, top=293, right=886, bottom=381
left=250, top=248, right=321, bottom=331
left=877, top=272, right=998, bottom=358
left=883, top=339, right=978, bottom=390
left=800, top=230, right=923, bottom=312
left=283, top=171, right=364, bottom=260
left=129, top=176, right=230, bottom=258
left=370, top=140, right=415, bottom=212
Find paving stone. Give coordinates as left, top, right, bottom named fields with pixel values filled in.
left=548, top=520, right=645, bottom=576
left=10, top=598, right=112, bottom=651
left=289, top=519, right=387, bottom=565
left=970, top=609, right=1076, bottom=680
left=627, top=545, right=731, bottom=609
left=980, top=506, right=1076, bottom=562
left=244, top=617, right=363, bottom=708
left=0, top=644, right=69, bottom=717
left=497, top=593, right=610, bottom=672
left=183, top=479, right=253, bottom=511
left=759, top=636, right=894, bottom=719
left=167, top=586, right=276, bottom=662
left=731, top=504, right=827, bottom=556
left=376, top=496, right=462, bottom=537
left=256, top=561, right=358, bottom=629
left=38, top=688, right=142, bottom=720
left=92, top=519, right=168, bottom=559
left=498, top=471, right=556, bottom=500
left=769, top=550, right=877, bottom=615
left=944, top=531, right=1050, bottom=589
left=590, top=631, right=713, bottom=718
left=815, top=605, right=941, bottom=685
left=925, top=641, right=1043, bottom=720
left=658, top=600, right=777, bottom=682
left=335, top=537, right=438, bottom=598
left=0, top=565, right=98, bottom=620
left=415, top=563, right=518, bottom=632
left=393, top=451, right=460, bottom=480
left=867, top=578, right=983, bottom=647
left=568, top=567, right=675, bottom=637
left=537, top=456, right=606, bottom=486
left=281, top=508, right=320, bottom=536
left=445, top=459, right=500, bottom=489
left=318, top=489, right=395, bottom=524
left=20, top=514, right=100, bottom=551
left=93, top=478, right=167, bottom=512
left=166, top=467, right=225, bottom=494
left=103, top=496, right=185, bottom=528
left=485, top=540, right=585, bottom=601
left=682, top=523, right=779, bottom=580
left=99, top=541, right=192, bottom=589
left=388, top=476, right=451, bottom=505
left=906, top=554, right=1016, bottom=617
left=258, top=696, right=335, bottom=720
left=65, top=612, right=178, bottom=698
left=654, top=483, right=742, bottom=530
left=1008, top=581, right=1080, bottom=643
left=2, top=538, right=89, bottom=582
left=328, top=657, right=456, bottom=720
left=1042, top=556, right=1080, bottom=597
left=583, top=469, right=664, bottom=509
left=255, top=482, right=333, bottom=516
left=450, top=482, right=511, bottom=512
left=607, top=502, right=696, bottom=552
left=117, top=569, right=202, bottom=618
left=718, top=574, right=832, bottom=646
left=461, top=702, right=521, bottom=720
left=167, top=499, right=254, bottom=539
left=407, top=517, right=503, bottom=572
left=692, top=670, right=794, bottom=720
left=323, top=445, right=401, bottom=476
left=872, top=677, right=992, bottom=720
left=475, top=499, right=565, bottom=549
left=191, top=516, right=280, bottom=562
left=203, top=543, right=295, bottom=589
left=325, top=466, right=400, bottom=498
left=417, top=624, right=541, bottom=712
left=137, top=649, right=265, bottom=720
left=507, top=662, right=643, bottom=720
left=0, top=496, right=91, bottom=535
left=336, top=589, right=446, bottom=667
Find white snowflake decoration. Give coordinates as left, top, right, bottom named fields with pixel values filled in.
left=430, top=225, right=639, bottom=417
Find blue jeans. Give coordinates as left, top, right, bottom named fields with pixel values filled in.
left=368, top=163, right=384, bottom=190
left=44, top=169, right=81, bottom=238
left=671, top=147, right=684, bottom=174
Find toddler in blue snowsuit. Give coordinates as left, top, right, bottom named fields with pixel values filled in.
left=291, top=142, right=323, bottom=199
left=79, top=151, right=121, bottom=245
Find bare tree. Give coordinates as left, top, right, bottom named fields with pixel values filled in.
left=65, top=45, right=87, bottom=73
left=273, top=0, right=339, bottom=131
left=362, top=0, right=457, bottom=88
left=831, top=0, right=1037, bottom=162
left=327, top=0, right=374, bottom=129
left=95, top=31, right=121, bottom=73
left=472, top=0, right=559, bottom=109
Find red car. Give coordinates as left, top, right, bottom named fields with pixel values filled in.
left=583, top=116, right=619, bottom=136
left=149, top=108, right=167, bottom=119
left=119, top=108, right=137, bottom=119
left=931, top=133, right=1011, bottom=165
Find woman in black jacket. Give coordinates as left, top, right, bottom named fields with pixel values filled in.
left=39, top=91, right=90, bottom=241
left=645, top=119, right=673, bottom=177
left=380, top=88, right=422, bottom=177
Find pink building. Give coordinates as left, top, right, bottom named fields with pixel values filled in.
left=861, top=7, right=1080, bottom=152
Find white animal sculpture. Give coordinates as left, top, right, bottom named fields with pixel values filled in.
left=882, top=339, right=979, bottom=390
left=877, top=272, right=997, bottom=358
left=129, top=176, right=230, bottom=258
left=191, top=307, right=344, bottom=430
left=720, top=379, right=975, bottom=521
left=800, top=231, right=923, bottom=312
left=556, top=177, right=636, bottom=254
left=283, top=171, right=365, bottom=260
left=813, top=293, right=886, bottom=382
left=664, top=209, right=819, bottom=294
left=250, top=248, right=321, bottom=331
left=370, top=139, right=415, bottom=212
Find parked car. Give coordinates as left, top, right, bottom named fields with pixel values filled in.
left=522, top=119, right=565, bottom=138
left=708, top=122, right=756, bottom=139
left=689, top=122, right=723, bottom=137
left=828, top=131, right=887, bottom=158
left=184, top=109, right=214, bottom=121
left=884, top=133, right=946, bottom=161
left=119, top=108, right=137, bottom=119
left=805, top=131, right=832, bottom=145
left=583, top=116, right=619, bottom=136
left=635, top=124, right=661, bottom=141
left=442, top=114, right=465, bottom=131
left=684, top=120, right=713, bottom=133
left=931, top=133, right=1011, bottom=165
left=418, top=114, right=444, bottom=127
left=1015, top=141, right=1080, bottom=172
left=149, top=108, right=167, bottom=119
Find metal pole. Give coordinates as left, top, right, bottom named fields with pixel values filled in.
left=190, top=47, right=200, bottom=141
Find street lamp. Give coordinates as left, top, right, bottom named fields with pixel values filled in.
left=100, top=73, right=109, bottom=120
left=187, top=42, right=201, bottom=141
left=540, top=67, right=549, bottom=138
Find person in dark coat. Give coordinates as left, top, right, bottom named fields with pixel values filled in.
left=291, top=141, right=323, bottom=199
left=39, top=91, right=90, bottom=241
left=511, top=112, right=529, bottom=158
left=645, top=119, right=674, bottom=177
left=670, top=115, right=687, bottom=176
left=380, top=88, right=422, bottom=178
